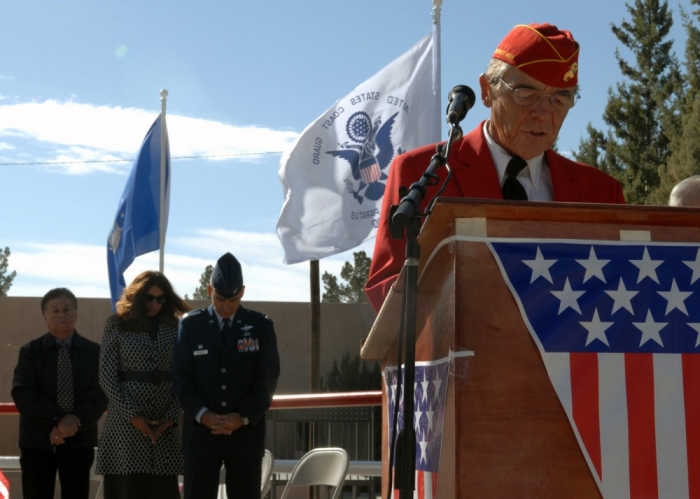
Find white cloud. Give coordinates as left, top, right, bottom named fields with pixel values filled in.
left=4, top=228, right=374, bottom=302
left=0, top=100, right=299, bottom=174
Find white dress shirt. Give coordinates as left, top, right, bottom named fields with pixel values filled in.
left=482, top=121, right=554, bottom=202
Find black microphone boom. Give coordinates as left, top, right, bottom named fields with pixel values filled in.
left=445, top=85, right=476, bottom=125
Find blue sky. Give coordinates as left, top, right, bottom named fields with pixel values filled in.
left=0, top=0, right=693, bottom=301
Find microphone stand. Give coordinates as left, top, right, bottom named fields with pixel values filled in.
left=389, top=123, right=463, bottom=499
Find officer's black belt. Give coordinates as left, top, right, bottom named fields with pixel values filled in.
left=117, top=370, right=171, bottom=384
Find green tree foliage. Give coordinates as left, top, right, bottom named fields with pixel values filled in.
left=0, top=247, right=17, bottom=296
left=682, top=1, right=700, bottom=93
left=322, top=251, right=371, bottom=303
left=193, top=265, right=213, bottom=300
left=650, top=2, right=700, bottom=204
left=320, top=351, right=381, bottom=392
left=651, top=94, right=700, bottom=203
left=574, top=124, right=609, bottom=172
left=574, top=0, right=684, bottom=204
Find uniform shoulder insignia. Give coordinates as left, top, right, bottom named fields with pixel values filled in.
left=182, top=308, right=206, bottom=319
left=247, top=309, right=272, bottom=321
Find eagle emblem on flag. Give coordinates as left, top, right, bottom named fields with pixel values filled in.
left=326, top=111, right=402, bottom=204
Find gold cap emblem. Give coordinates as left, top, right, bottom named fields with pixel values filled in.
left=563, top=62, right=578, bottom=82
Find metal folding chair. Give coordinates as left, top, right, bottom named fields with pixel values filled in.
left=278, top=447, right=349, bottom=499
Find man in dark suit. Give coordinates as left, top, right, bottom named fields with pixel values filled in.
left=366, top=23, right=626, bottom=311
left=171, top=252, right=280, bottom=499
left=11, top=288, right=108, bottom=499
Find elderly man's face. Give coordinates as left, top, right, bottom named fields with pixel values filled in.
left=480, top=67, right=571, bottom=160
left=43, top=296, right=77, bottom=341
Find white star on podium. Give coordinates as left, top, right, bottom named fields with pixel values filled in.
left=426, top=409, right=435, bottom=433
left=632, top=310, right=667, bottom=347
left=523, top=247, right=556, bottom=284
left=580, top=308, right=614, bottom=346
left=690, top=323, right=700, bottom=348
left=605, top=278, right=638, bottom=314
left=551, top=278, right=585, bottom=314
left=418, top=436, right=428, bottom=465
left=684, top=249, right=700, bottom=284
left=630, top=247, right=663, bottom=284
left=432, top=379, right=442, bottom=402
left=657, top=278, right=692, bottom=316
left=576, top=247, right=610, bottom=283
left=421, top=379, right=430, bottom=404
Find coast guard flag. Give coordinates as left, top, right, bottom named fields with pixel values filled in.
left=107, top=114, right=169, bottom=310
left=489, top=239, right=700, bottom=499
left=276, top=30, right=440, bottom=264
left=385, top=356, right=451, bottom=499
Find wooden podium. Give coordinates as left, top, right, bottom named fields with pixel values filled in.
left=361, top=198, right=700, bottom=498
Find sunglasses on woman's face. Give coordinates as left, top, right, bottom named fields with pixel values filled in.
left=145, top=293, right=166, bottom=304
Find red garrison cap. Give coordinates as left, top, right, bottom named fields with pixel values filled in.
left=493, top=23, right=580, bottom=88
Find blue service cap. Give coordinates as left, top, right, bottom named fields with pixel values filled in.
left=211, top=252, right=244, bottom=298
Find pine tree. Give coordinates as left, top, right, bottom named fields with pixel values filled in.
left=649, top=2, right=700, bottom=204
left=573, top=124, right=608, bottom=171
left=192, top=265, right=213, bottom=300
left=0, top=247, right=17, bottom=296
left=322, top=251, right=371, bottom=303
left=574, top=0, right=684, bottom=204
left=651, top=89, right=700, bottom=204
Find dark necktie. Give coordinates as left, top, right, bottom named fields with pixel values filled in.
left=222, top=318, right=232, bottom=340
left=501, top=156, right=529, bottom=201
left=57, top=341, right=74, bottom=413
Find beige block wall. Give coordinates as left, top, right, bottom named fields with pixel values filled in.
left=0, top=296, right=377, bottom=456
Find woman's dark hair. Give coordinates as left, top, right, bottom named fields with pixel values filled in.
left=114, top=271, right=191, bottom=331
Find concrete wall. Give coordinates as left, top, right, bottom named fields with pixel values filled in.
left=0, top=296, right=377, bottom=456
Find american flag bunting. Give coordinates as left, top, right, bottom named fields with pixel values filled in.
left=489, top=239, right=700, bottom=499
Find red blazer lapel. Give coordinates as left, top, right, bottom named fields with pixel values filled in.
left=547, top=150, right=581, bottom=202
left=449, top=122, right=504, bottom=200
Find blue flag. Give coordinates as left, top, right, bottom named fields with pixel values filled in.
left=107, top=114, right=170, bottom=310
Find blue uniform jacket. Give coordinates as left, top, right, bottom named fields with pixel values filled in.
left=171, top=305, right=280, bottom=458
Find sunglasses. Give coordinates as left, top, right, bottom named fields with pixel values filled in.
left=145, top=293, right=166, bottom=304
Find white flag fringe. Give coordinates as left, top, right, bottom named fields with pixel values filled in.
left=276, top=30, right=440, bottom=264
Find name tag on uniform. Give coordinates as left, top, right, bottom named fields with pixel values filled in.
left=194, top=349, right=208, bottom=356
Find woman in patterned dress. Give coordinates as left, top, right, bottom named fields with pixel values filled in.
left=96, top=271, right=191, bottom=499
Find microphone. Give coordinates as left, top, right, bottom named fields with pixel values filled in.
left=445, top=85, right=476, bottom=125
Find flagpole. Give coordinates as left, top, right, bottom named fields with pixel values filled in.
left=159, top=89, right=168, bottom=273
left=433, top=0, right=442, bottom=133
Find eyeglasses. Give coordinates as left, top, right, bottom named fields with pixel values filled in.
left=145, top=293, right=166, bottom=304
left=498, top=78, right=579, bottom=111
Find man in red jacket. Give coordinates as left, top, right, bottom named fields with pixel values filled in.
left=365, top=23, right=625, bottom=311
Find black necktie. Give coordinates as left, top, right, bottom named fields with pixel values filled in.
left=502, top=156, right=529, bottom=201
left=221, top=318, right=232, bottom=340
left=57, top=341, right=74, bottom=413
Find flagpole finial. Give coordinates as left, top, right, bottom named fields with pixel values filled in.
left=160, top=89, right=168, bottom=101
left=432, top=0, right=442, bottom=24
